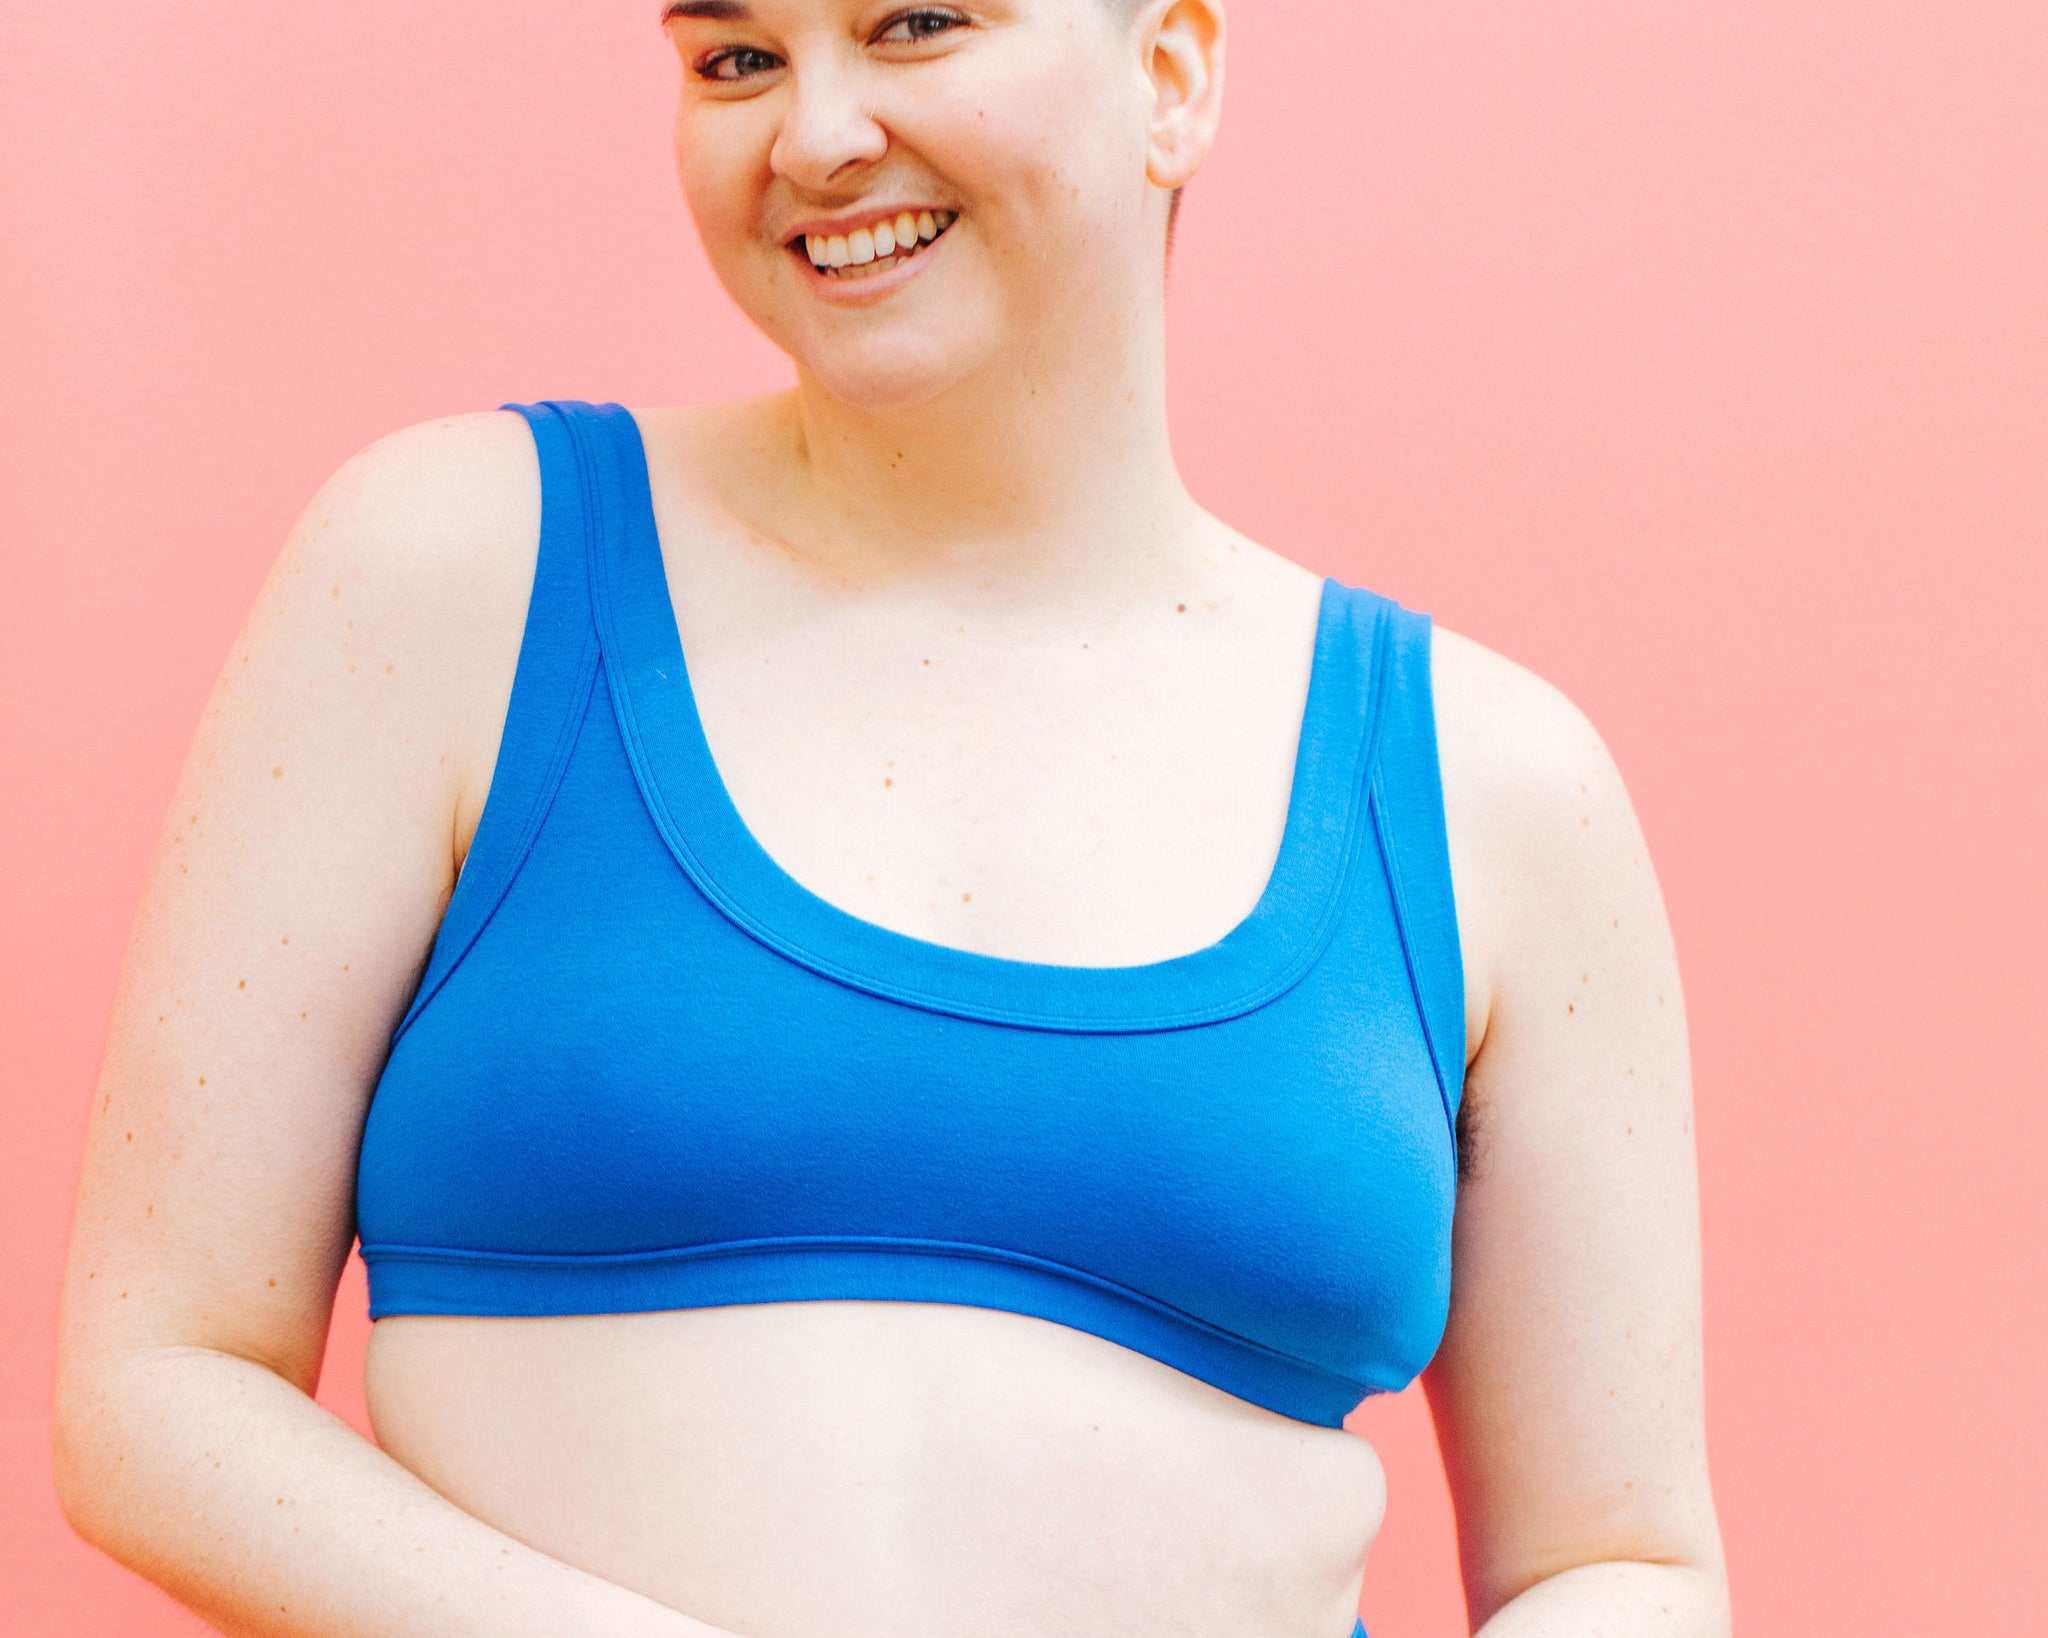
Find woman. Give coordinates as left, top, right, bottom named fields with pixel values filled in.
left=52, top=1, right=1729, bottom=1634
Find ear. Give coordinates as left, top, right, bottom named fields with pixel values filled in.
left=1139, top=0, right=1225, bottom=190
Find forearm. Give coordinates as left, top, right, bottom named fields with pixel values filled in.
left=1471, top=1561, right=1731, bottom=1638
left=54, top=1343, right=735, bottom=1638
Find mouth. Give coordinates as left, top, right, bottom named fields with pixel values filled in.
left=786, top=208, right=958, bottom=281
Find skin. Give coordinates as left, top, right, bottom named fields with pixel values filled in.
left=51, top=2, right=1730, bottom=1635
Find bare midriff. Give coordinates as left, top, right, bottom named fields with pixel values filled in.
left=365, top=1299, right=1384, bottom=1638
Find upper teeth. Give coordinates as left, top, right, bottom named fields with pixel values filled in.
left=805, top=209, right=955, bottom=271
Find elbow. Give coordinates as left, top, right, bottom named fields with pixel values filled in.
left=52, top=1415, right=110, bottom=1549
left=48, top=1338, right=188, bottom=1554
left=50, top=1358, right=129, bottom=1550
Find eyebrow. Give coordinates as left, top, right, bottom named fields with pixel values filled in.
left=662, top=1, right=753, bottom=19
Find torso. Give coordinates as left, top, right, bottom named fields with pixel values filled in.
left=363, top=397, right=1499, bottom=1638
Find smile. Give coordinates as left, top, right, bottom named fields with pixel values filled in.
left=790, top=209, right=958, bottom=280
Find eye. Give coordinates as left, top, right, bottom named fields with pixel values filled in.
left=872, top=7, right=969, bottom=46
left=694, top=45, right=783, bottom=83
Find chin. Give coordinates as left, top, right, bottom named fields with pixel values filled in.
left=800, top=336, right=990, bottom=414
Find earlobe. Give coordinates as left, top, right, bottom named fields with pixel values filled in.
left=1142, top=0, right=1226, bottom=192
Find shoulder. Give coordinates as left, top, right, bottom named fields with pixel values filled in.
left=1426, top=619, right=1625, bottom=835
left=1421, top=617, right=1660, bottom=1060
left=278, top=409, right=551, bottom=859
left=295, top=409, right=541, bottom=582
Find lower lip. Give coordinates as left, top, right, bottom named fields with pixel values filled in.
left=788, top=221, right=953, bottom=304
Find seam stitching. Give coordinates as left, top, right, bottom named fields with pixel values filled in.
left=1370, top=772, right=1460, bottom=1160
left=387, top=404, right=602, bottom=1049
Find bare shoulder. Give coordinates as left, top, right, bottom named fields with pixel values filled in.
left=1427, top=621, right=1625, bottom=832
left=298, top=407, right=542, bottom=645
left=1424, top=620, right=1664, bottom=1064
left=293, top=409, right=549, bottom=862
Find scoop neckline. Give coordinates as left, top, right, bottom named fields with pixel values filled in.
left=580, top=400, right=1389, bottom=1033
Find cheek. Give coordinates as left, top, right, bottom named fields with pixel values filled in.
left=917, top=45, right=1137, bottom=206
left=673, top=112, right=769, bottom=251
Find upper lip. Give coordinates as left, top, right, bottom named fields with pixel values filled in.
left=782, top=205, right=952, bottom=246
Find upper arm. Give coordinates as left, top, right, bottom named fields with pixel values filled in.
left=54, top=410, right=539, bottom=1418
left=1419, top=627, right=1726, bottom=1624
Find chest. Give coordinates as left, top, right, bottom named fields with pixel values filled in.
left=366, top=667, right=1459, bottom=1417
left=656, top=561, right=1329, bottom=971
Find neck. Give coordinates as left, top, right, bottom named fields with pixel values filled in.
left=761, top=277, right=1207, bottom=616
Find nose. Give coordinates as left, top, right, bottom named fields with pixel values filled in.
left=769, top=59, right=889, bottom=191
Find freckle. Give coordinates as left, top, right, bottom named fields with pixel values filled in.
left=198, top=1077, right=206, bottom=1085
left=300, top=1012, right=307, bottom=1019
left=239, top=980, right=247, bottom=989
left=1611, top=918, right=1618, bottom=928
left=146, top=1203, right=153, bottom=1216
left=385, top=663, right=394, bottom=674
left=343, top=964, right=350, bottom=972
left=1566, top=1003, right=1574, bottom=1013
left=961, top=892, right=971, bottom=903
left=272, top=765, right=283, bottom=779
left=1626, top=1125, right=1634, bottom=1135
left=347, top=619, right=354, bottom=629
left=330, top=585, right=339, bottom=597
left=125, top=1131, right=133, bottom=1142
left=1580, top=816, right=1589, bottom=826
left=276, top=1497, right=285, bottom=1505
left=268, top=1278, right=277, bottom=1287
left=1081, top=643, right=1089, bottom=649
left=1175, top=603, right=1186, bottom=613
left=348, top=664, right=357, bottom=674
left=1580, top=973, right=1589, bottom=983
left=884, top=777, right=893, bottom=787
left=923, top=658, right=930, bottom=666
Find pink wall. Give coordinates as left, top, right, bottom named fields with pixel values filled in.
left=5, top=2, right=2042, bottom=1631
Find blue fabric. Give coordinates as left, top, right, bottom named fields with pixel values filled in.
left=355, top=399, right=1466, bottom=1428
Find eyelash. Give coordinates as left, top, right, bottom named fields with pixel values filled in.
left=694, top=8, right=968, bottom=84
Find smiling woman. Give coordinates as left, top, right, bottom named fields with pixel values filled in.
left=50, top=4, right=1729, bottom=1638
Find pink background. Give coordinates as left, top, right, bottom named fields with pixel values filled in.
left=4, top=2, right=2043, bottom=1632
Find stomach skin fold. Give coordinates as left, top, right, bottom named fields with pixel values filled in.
left=364, top=1298, right=1385, bottom=1638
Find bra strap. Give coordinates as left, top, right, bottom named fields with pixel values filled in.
left=1365, top=603, right=1467, bottom=1150
left=388, top=400, right=603, bottom=1047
